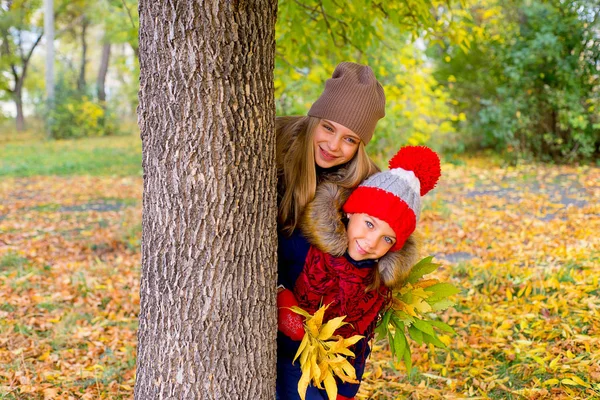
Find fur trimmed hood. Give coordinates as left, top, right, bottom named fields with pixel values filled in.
left=299, top=182, right=419, bottom=289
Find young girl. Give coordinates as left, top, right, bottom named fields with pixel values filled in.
left=276, top=61, right=386, bottom=237
left=277, top=146, right=442, bottom=400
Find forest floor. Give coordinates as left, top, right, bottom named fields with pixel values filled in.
left=0, top=134, right=598, bottom=399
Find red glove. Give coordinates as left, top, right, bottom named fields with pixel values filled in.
left=277, top=289, right=305, bottom=341
left=336, top=395, right=354, bottom=400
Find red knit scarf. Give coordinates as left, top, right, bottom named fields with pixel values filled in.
left=294, top=246, right=388, bottom=339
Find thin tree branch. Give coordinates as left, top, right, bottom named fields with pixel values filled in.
left=121, top=0, right=138, bottom=30
left=318, top=0, right=344, bottom=48
left=292, top=0, right=319, bottom=14
left=22, top=31, right=43, bottom=74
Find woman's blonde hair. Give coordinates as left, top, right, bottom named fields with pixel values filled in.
left=277, top=116, right=379, bottom=235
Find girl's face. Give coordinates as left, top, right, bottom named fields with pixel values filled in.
left=346, top=213, right=396, bottom=261
left=313, top=119, right=361, bottom=169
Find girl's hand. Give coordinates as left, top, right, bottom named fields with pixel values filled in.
left=277, top=289, right=305, bottom=341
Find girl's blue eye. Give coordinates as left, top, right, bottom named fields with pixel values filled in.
left=345, top=137, right=358, bottom=144
left=384, top=237, right=393, bottom=244
left=323, top=124, right=334, bottom=132
left=366, top=221, right=374, bottom=228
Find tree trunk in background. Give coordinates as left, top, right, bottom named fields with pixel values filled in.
left=77, top=16, right=88, bottom=92
left=135, top=0, right=278, bottom=399
left=44, top=0, right=54, bottom=137
left=97, top=40, right=111, bottom=103
left=44, top=0, right=54, bottom=104
left=15, top=85, right=25, bottom=131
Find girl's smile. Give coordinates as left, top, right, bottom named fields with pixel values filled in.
left=355, top=240, right=368, bottom=256
left=318, top=146, right=338, bottom=161
left=313, top=119, right=360, bottom=168
left=346, top=213, right=396, bottom=261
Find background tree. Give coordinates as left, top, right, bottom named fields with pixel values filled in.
left=44, top=0, right=54, bottom=109
left=0, top=0, right=44, bottom=131
left=134, top=0, right=278, bottom=398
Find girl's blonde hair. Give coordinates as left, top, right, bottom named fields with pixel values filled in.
left=366, top=268, right=381, bottom=292
left=277, top=116, right=379, bottom=235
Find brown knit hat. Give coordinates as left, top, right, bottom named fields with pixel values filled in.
left=307, top=62, right=386, bottom=145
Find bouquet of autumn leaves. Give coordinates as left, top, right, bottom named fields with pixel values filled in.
left=290, top=256, right=459, bottom=399
left=289, top=304, right=365, bottom=400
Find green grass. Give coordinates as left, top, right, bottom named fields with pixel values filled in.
left=0, top=252, right=29, bottom=274
left=0, top=135, right=142, bottom=177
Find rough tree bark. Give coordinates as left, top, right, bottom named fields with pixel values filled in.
left=135, top=1, right=278, bottom=399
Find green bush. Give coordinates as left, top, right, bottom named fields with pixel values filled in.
left=46, top=82, right=119, bottom=139
left=433, top=0, right=600, bottom=162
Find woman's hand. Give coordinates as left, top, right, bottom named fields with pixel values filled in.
left=277, top=289, right=305, bottom=341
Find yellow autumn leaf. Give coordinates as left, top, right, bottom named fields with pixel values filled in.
left=318, top=316, right=347, bottom=340
left=290, top=306, right=311, bottom=318
left=298, top=367, right=311, bottom=400
left=323, top=371, right=337, bottom=400
left=342, top=335, right=364, bottom=347
left=293, top=334, right=309, bottom=364
left=309, top=352, right=321, bottom=386
left=409, top=287, right=432, bottom=300
left=548, top=355, right=561, bottom=370
left=413, top=279, right=440, bottom=289
left=414, top=298, right=433, bottom=313
left=561, top=378, right=579, bottom=386
left=306, top=305, right=328, bottom=336
left=564, top=375, right=590, bottom=388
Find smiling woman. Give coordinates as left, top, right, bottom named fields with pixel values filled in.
left=276, top=62, right=386, bottom=236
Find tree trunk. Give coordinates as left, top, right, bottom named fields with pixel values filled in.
left=97, top=40, right=111, bottom=103
left=15, top=86, right=25, bottom=131
left=135, top=1, right=278, bottom=399
left=44, top=0, right=54, bottom=104
left=77, top=16, right=88, bottom=93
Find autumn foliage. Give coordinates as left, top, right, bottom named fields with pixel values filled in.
left=0, top=150, right=598, bottom=399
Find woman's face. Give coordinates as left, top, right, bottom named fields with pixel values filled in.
left=346, top=213, right=396, bottom=261
left=313, top=119, right=361, bottom=169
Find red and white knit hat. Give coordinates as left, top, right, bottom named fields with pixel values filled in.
left=342, top=146, right=441, bottom=251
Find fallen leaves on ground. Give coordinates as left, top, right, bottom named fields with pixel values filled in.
left=0, top=159, right=598, bottom=399
left=359, top=160, right=599, bottom=399
left=0, top=176, right=141, bottom=399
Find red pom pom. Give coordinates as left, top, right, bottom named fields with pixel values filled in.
left=388, top=146, right=441, bottom=195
